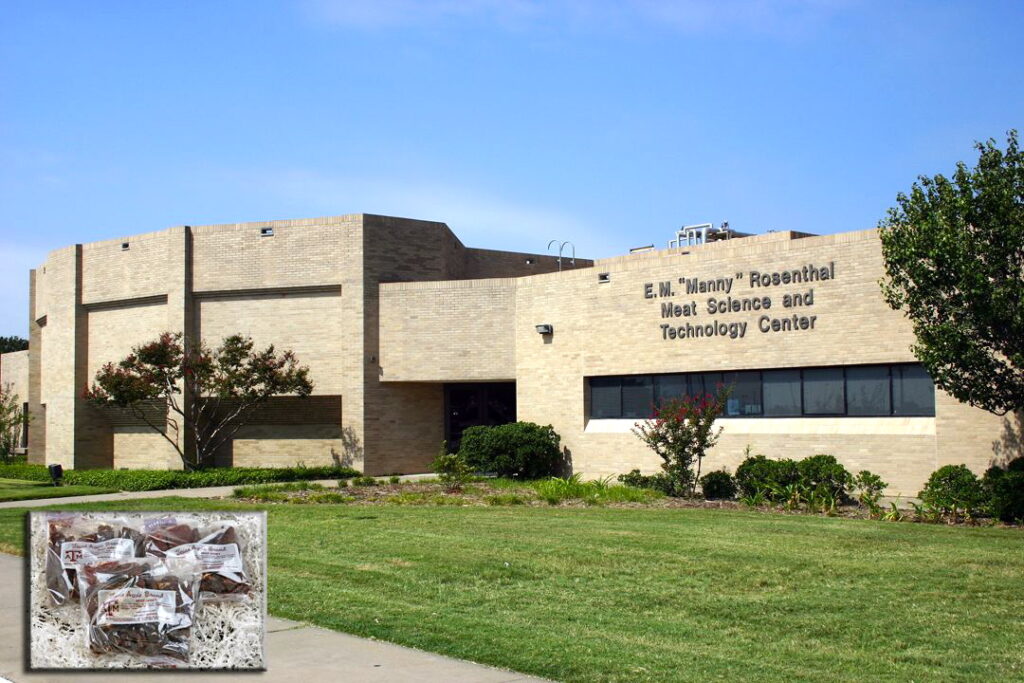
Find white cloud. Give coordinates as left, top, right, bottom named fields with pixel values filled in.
left=237, top=168, right=611, bottom=256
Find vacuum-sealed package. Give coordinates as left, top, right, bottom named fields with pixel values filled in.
left=30, top=511, right=267, bottom=671
left=144, top=518, right=252, bottom=601
left=77, top=556, right=200, bottom=666
left=45, top=514, right=142, bottom=606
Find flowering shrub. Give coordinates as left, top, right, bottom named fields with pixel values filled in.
left=631, top=391, right=729, bottom=497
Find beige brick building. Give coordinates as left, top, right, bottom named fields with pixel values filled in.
left=4, top=214, right=1015, bottom=495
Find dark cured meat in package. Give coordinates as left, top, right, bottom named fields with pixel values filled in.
left=45, top=515, right=142, bottom=606
left=144, top=519, right=251, bottom=600
left=77, top=557, right=199, bottom=665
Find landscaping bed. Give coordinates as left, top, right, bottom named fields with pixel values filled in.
left=233, top=478, right=664, bottom=507
left=231, top=477, right=1024, bottom=528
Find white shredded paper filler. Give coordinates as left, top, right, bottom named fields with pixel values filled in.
left=29, top=511, right=267, bottom=670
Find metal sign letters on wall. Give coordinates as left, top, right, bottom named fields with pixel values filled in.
left=643, top=262, right=836, bottom=341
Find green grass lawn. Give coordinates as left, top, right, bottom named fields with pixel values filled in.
left=0, top=478, right=117, bottom=503
left=2, top=498, right=1022, bottom=681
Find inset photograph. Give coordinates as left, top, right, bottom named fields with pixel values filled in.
left=28, top=510, right=266, bottom=670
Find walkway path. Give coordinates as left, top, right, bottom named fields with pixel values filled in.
left=0, top=547, right=545, bottom=682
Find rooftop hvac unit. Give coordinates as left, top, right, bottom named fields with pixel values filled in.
left=668, top=221, right=747, bottom=248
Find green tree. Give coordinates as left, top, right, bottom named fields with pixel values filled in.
left=879, top=130, right=1023, bottom=415
left=85, top=332, right=313, bottom=470
left=0, top=383, right=25, bottom=461
left=0, top=336, right=28, bottom=354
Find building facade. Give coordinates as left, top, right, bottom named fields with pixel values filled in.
left=4, top=213, right=1013, bottom=495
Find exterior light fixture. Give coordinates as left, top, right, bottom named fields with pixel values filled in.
left=535, top=324, right=553, bottom=335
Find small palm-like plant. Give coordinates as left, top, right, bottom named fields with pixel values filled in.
left=739, top=487, right=769, bottom=508
left=882, top=501, right=905, bottom=522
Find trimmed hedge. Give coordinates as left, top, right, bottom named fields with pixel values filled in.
left=0, top=462, right=51, bottom=482
left=734, top=455, right=799, bottom=498
left=0, top=465, right=360, bottom=491
left=459, top=422, right=562, bottom=479
left=796, top=454, right=854, bottom=500
left=919, top=464, right=986, bottom=518
left=983, top=458, right=1024, bottom=523
left=699, top=470, right=737, bottom=500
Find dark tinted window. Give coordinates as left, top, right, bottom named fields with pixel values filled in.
left=697, top=372, right=723, bottom=399
left=803, top=367, right=844, bottom=415
left=590, top=377, right=620, bottom=418
left=763, top=369, right=801, bottom=416
left=588, top=364, right=933, bottom=419
left=847, top=366, right=891, bottom=416
left=893, top=365, right=935, bottom=416
left=723, top=371, right=762, bottom=416
left=655, top=374, right=687, bottom=406
left=621, top=376, right=654, bottom=419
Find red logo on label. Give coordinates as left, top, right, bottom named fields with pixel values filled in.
left=65, top=549, right=83, bottom=563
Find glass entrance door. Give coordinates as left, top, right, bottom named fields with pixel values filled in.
left=443, top=383, right=516, bottom=452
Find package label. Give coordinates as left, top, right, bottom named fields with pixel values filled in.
left=96, top=588, right=176, bottom=625
left=60, top=538, right=134, bottom=569
left=166, top=543, right=243, bottom=573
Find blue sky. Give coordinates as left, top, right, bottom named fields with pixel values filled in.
left=1, top=0, right=1022, bottom=337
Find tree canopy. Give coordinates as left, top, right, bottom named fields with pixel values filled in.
left=0, top=336, right=28, bottom=354
left=86, top=332, right=313, bottom=470
left=879, top=130, right=1023, bottom=415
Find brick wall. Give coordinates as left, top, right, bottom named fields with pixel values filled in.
left=24, top=213, right=572, bottom=474
left=0, top=350, right=29, bottom=405
left=379, top=278, right=517, bottom=382
left=23, top=213, right=1003, bottom=490
left=511, top=229, right=1005, bottom=495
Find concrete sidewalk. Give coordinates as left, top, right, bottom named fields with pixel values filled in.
left=0, top=553, right=546, bottom=682
left=0, top=474, right=438, bottom=510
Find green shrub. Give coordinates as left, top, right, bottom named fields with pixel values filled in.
left=233, top=481, right=323, bottom=500
left=351, top=476, right=379, bottom=487
left=534, top=474, right=590, bottom=504
left=699, top=470, right=737, bottom=500
left=983, top=464, right=1024, bottom=523
left=919, top=464, right=986, bottom=521
left=1006, top=456, right=1024, bottom=473
left=734, top=455, right=799, bottom=500
left=459, top=422, right=562, bottom=479
left=797, top=454, right=853, bottom=500
left=595, top=485, right=665, bottom=504
left=388, top=475, right=401, bottom=485
left=853, top=470, right=888, bottom=515
left=432, top=442, right=473, bottom=492
left=0, top=462, right=51, bottom=482
left=617, top=469, right=673, bottom=494
left=533, top=474, right=664, bottom=505
left=61, top=465, right=360, bottom=491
